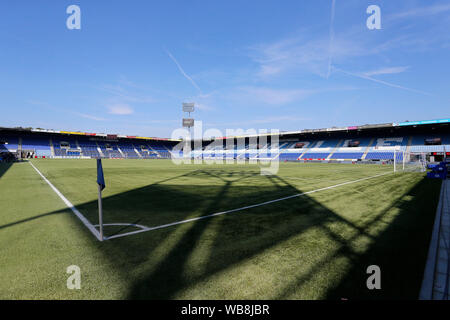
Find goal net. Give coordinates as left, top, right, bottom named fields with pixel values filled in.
left=395, top=151, right=427, bottom=172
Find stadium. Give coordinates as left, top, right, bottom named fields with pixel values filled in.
left=1, top=1, right=450, bottom=305
left=1, top=117, right=449, bottom=300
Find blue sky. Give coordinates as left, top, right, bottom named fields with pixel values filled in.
left=1, top=0, right=449, bottom=137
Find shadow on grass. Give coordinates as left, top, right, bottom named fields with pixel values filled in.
left=0, top=211, right=63, bottom=230
left=267, top=176, right=441, bottom=300
left=0, top=161, right=13, bottom=179
left=122, top=174, right=440, bottom=299
left=323, top=177, right=441, bottom=299
left=2, top=166, right=441, bottom=299
left=109, top=172, right=441, bottom=299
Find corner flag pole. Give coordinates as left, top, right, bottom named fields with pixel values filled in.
left=97, top=158, right=106, bottom=241
left=98, top=183, right=103, bottom=241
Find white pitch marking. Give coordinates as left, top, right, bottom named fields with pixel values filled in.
left=29, top=161, right=102, bottom=241
left=94, top=223, right=149, bottom=229
left=106, top=171, right=393, bottom=240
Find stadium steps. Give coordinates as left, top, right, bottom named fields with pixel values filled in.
left=298, top=141, right=315, bottom=160
left=326, top=139, right=343, bottom=160
left=18, top=137, right=22, bottom=154
left=164, top=145, right=174, bottom=158
left=75, top=140, right=83, bottom=157
left=96, top=142, right=104, bottom=158
left=361, top=138, right=375, bottom=160
left=405, top=136, right=413, bottom=156
left=117, top=145, right=125, bottom=158
left=148, top=144, right=161, bottom=157
left=132, top=144, right=143, bottom=158
left=49, top=138, right=55, bottom=157
left=271, top=152, right=281, bottom=161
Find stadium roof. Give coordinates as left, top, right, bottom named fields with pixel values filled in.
left=0, top=126, right=181, bottom=142
left=1, top=117, right=449, bottom=141
left=209, top=117, right=450, bottom=140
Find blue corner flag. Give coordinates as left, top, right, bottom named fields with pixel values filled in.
left=97, top=159, right=105, bottom=191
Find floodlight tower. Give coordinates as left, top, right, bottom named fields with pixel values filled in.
left=182, top=102, right=195, bottom=157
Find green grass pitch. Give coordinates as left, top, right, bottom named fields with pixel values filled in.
left=0, top=159, right=442, bottom=299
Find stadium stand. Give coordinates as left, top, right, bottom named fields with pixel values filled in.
left=279, top=153, right=302, bottom=161
left=301, top=153, right=330, bottom=159
left=1, top=118, right=450, bottom=162
left=79, top=141, right=101, bottom=158
left=330, top=152, right=364, bottom=159
left=118, top=142, right=140, bottom=159
left=0, top=135, right=19, bottom=151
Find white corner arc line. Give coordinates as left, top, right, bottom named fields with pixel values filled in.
left=93, top=223, right=149, bottom=229
left=106, top=171, right=393, bottom=240
left=29, top=161, right=101, bottom=241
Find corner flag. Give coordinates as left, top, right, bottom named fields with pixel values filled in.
left=97, top=158, right=105, bottom=241
left=97, top=159, right=105, bottom=191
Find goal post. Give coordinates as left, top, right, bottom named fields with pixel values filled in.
left=396, top=150, right=427, bottom=173
left=394, top=148, right=397, bottom=172
left=393, top=147, right=401, bottom=173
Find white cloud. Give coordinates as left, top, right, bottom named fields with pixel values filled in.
left=74, top=112, right=107, bottom=121
left=195, top=103, right=215, bottom=111
left=205, top=115, right=310, bottom=128
left=220, top=85, right=356, bottom=109
left=363, top=66, right=410, bottom=77
left=238, top=87, right=315, bottom=105
left=99, top=84, right=155, bottom=104
left=27, top=100, right=109, bottom=121
left=389, top=4, right=450, bottom=20
left=250, top=30, right=368, bottom=78
left=107, top=104, right=134, bottom=115
left=237, top=115, right=309, bottom=125
left=249, top=8, right=448, bottom=80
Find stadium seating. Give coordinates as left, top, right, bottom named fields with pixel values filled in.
left=365, top=152, right=404, bottom=161
left=279, top=153, right=302, bottom=161
left=22, top=136, right=51, bottom=151
left=301, top=153, right=330, bottom=159
left=0, top=135, right=19, bottom=151
left=79, top=141, right=101, bottom=158
left=330, top=152, right=364, bottom=159
left=2, top=130, right=450, bottom=162
left=118, top=143, right=140, bottom=159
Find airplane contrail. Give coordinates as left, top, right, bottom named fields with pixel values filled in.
left=326, top=0, right=336, bottom=79
left=165, top=49, right=202, bottom=94
left=333, top=67, right=432, bottom=96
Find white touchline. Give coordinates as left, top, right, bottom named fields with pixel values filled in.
left=29, top=161, right=102, bottom=241
left=105, top=170, right=393, bottom=241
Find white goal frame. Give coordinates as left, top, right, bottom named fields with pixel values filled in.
left=394, top=149, right=427, bottom=173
